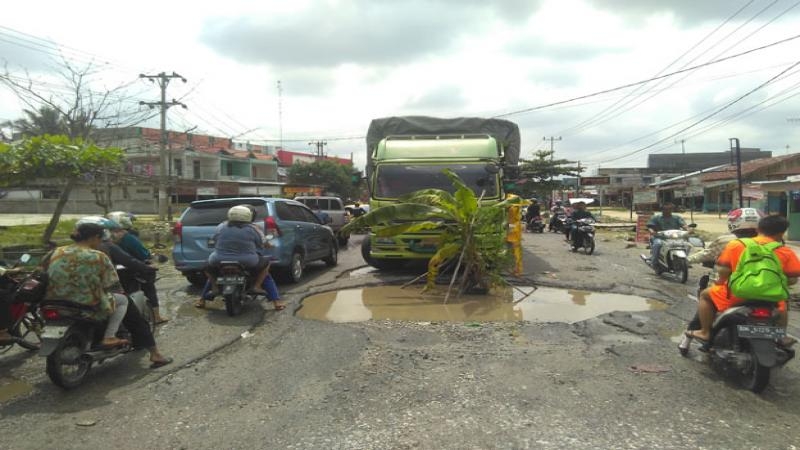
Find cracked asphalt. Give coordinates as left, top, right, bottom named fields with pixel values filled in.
left=2, top=231, right=800, bottom=450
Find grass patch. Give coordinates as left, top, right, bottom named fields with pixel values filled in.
left=0, top=219, right=78, bottom=249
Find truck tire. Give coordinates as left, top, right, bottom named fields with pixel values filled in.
left=360, top=237, right=403, bottom=270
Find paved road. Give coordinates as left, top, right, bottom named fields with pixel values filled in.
left=1, top=232, right=799, bottom=449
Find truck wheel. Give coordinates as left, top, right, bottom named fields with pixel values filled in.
left=361, top=238, right=402, bottom=270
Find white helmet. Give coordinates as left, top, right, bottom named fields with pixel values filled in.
left=228, top=205, right=253, bottom=223
left=107, top=211, right=133, bottom=229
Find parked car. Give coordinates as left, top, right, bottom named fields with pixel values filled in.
left=293, top=196, right=350, bottom=245
left=727, top=207, right=765, bottom=231
left=172, top=197, right=338, bottom=285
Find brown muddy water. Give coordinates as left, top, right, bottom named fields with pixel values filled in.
left=0, top=377, right=33, bottom=403
left=297, top=286, right=667, bottom=323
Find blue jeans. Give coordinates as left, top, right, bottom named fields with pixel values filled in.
left=202, top=274, right=280, bottom=301
left=650, top=237, right=664, bottom=262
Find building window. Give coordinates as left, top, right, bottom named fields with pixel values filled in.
left=42, top=189, right=61, bottom=199
left=642, top=177, right=653, bottom=184
left=173, top=159, right=183, bottom=177
left=614, top=177, right=623, bottom=184
left=223, top=161, right=233, bottom=176
left=193, top=160, right=201, bottom=179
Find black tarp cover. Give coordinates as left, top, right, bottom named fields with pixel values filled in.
left=365, top=116, right=521, bottom=169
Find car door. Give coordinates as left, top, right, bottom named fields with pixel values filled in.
left=289, top=203, right=329, bottom=260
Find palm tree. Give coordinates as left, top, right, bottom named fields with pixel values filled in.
left=2, top=106, right=67, bottom=138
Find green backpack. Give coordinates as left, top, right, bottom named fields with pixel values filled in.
left=728, top=238, right=788, bottom=302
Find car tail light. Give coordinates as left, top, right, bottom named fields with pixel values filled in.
left=750, top=307, right=772, bottom=319
left=172, top=221, right=183, bottom=243
left=264, top=216, right=281, bottom=237
left=42, top=308, right=61, bottom=321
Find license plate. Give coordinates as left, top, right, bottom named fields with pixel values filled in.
left=737, top=325, right=785, bottom=339
left=41, top=325, right=69, bottom=340
left=219, top=276, right=245, bottom=283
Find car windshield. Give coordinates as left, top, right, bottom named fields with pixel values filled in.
left=181, top=201, right=268, bottom=226
left=374, top=164, right=498, bottom=199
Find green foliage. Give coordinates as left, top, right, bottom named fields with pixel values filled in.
left=287, top=159, right=359, bottom=200
left=1, top=106, right=66, bottom=138
left=517, top=149, right=583, bottom=198
left=343, top=169, right=527, bottom=297
left=0, top=134, right=124, bottom=185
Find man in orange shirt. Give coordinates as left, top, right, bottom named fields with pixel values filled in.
left=687, top=215, right=800, bottom=343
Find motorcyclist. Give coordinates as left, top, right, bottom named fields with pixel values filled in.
left=106, top=212, right=168, bottom=325
left=351, top=202, right=366, bottom=218
left=686, top=215, right=800, bottom=345
left=565, top=201, right=595, bottom=247
left=0, top=264, right=22, bottom=345
left=642, top=202, right=687, bottom=265
left=197, top=205, right=285, bottom=311
left=548, top=201, right=567, bottom=231
left=44, top=218, right=172, bottom=367
left=525, top=198, right=541, bottom=226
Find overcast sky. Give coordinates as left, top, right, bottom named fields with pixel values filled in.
left=2, top=0, right=800, bottom=173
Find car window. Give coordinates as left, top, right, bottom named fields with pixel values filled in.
left=328, top=199, right=342, bottom=210
left=275, top=201, right=299, bottom=221
left=291, top=204, right=321, bottom=223
left=182, top=201, right=268, bottom=226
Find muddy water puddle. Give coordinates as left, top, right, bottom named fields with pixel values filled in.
left=297, top=286, right=667, bottom=324
left=0, top=377, right=33, bottom=403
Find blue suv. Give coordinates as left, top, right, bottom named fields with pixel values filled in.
left=172, top=197, right=338, bottom=285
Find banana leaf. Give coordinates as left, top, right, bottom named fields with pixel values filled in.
left=340, top=203, right=447, bottom=233
left=373, top=221, right=443, bottom=237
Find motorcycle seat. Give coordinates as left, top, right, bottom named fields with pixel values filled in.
left=40, top=299, right=98, bottom=311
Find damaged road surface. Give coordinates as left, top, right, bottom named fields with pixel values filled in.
left=1, top=234, right=799, bottom=449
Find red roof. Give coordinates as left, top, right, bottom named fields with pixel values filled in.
left=276, top=149, right=352, bottom=166
left=700, top=153, right=800, bottom=182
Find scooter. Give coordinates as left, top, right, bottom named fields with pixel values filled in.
left=568, top=218, right=596, bottom=255
left=679, top=299, right=794, bottom=393
left=0, top=254, right=45, bottom=352
left=38, top=265, right=155, bottom=389
left=549, top=213, right=568, bottom=233
left=641, top=226, right=701, bottom=283
left=526, top=216, right=545, bottom=233
left=215, top=261, right=261, bottom=316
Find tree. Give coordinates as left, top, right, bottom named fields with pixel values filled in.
left=287, top=160, right=359, bottom=200
left=0, top=135, right=124, bottom=243
left=516, top=150, right=584, bottom=199
left=2, top=106, right=66, bottom=137
left=342, top=170, right=526, bottom=301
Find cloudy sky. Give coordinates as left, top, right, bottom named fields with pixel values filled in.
left=2, top=0, right=800, bottom=173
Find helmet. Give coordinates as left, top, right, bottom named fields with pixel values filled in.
left=731, top=221, right=758, bottom=233
left=529, top=198, right=538, bottom=205
left=75, top=216, right=121, bottom=241
left=107, top=211, right=133, bottom=229
left=354, top=202, right=360, bottom=207
left=228, top=205, right=253, bottom=223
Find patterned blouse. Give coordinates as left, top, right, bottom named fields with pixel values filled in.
left=45, top=244, right=120, bottom=320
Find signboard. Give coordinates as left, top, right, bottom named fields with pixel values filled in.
left=743, top=187, right=764, bottom=200
left=636, top=213, right=652, bottom=244
left=676, top=186, right=703, bottom=198
left=633, top=189, right=657, bottom=204
left=197, top=187, right=218, bottom=196
left=579, top=176, right=611, bottom=186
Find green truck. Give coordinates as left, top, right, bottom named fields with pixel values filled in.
left=361, top=116, right=521, bottom=269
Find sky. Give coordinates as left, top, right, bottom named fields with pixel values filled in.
left=1, top=0, right=800, bottom=174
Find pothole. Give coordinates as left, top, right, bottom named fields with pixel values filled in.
left=296, top=286, right=667, bottom=324
left=0, top=377, right=33, bottom=403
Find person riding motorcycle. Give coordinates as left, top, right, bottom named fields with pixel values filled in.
left=525, top=198, right=541, bottom=225
left=642, top=202, right=687, bottom=265
left=0, top=264, right=22, bottom=345
left=43, top=218, right=173, bottom=367
left=106, top=212, right=168, bottom=325
left=686, top=215, right=800, bottom=345
left=197, top=205, right=285, bottom=311
left=548, top=201, right=567, bottom=232
left=565, top=201, right=595, bottom=247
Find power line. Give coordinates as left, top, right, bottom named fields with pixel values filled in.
left=493, top=32, right=800, bottom=118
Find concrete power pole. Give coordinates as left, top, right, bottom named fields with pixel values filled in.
left=140, top=72, right=187, bottom=220
left=543, top=136, right=562, bottom=202
left=308, top=140, right=327, bottom=159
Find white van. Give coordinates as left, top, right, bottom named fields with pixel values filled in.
left=293, top=196, right=350, bottom=245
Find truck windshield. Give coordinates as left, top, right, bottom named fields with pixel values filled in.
left=375, top=164, right=499, bottom=199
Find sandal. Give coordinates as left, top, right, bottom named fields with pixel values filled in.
left=274, top=302, right=286, bottom=311
left=149, top=357, right=173, bottom=369
left=194, top=299, right=206, bottom=309
left=684, top=330, right=709, bottom=343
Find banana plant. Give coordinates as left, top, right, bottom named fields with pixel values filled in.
left=342, top=169, right=527, bottom=300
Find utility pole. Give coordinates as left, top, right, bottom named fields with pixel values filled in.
left=308, top=140, right=327, bottom=159
left=140, top=72, right=187, bottom=220
left=729, top=137, right=744, bottom=209
left=543, top=136, right=561, bottom=203
left=277, top=80, right=283, bottom=150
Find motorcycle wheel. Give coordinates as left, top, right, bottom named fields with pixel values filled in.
left=674, top=259, right=689, bottom=284
left=584, top=236, right=595, bottom=255
left=743, top=346, right=771, bottom=393
left=46, top=330, right=91, bottom=389
left=11, top=310, right=45, bottom=351
left=224, top=289, right=243, bottom=317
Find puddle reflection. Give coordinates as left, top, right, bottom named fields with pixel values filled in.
left=297, top=286, right=666, bottom=324
left=0, top=377, right=33, bottom=403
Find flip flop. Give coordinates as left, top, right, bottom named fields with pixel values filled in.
left=194, top=300, right=206, bottom=309
left=155, top=318, right=170, bottom=325
left=150, top=357, right=173, bottom=369
left=684, top=330, right=709, bottom=343
left=274, top=303, right=286, bottom=311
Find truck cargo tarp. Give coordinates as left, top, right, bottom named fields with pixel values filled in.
left=366, top=116, right=521, bottom=168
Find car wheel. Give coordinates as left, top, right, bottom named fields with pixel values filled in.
left=281, top=251, right=304, bottom=284
left=323, top=241, right=339, bottom=267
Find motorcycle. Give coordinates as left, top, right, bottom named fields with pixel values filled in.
left=679, top=299, right=794, bottom=393
left=549, top=213, right=568, bottom=233
left=38, top=264, right=155, bottom=389
left=0, top=254, right=46, bottom=352
left=641, top=226, right=702, bottom=283
left=526, top=216, right=545, bottom=233
left=215, top=261, right=261, bottom=317
left=568, top=218, right=596, bottom=255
